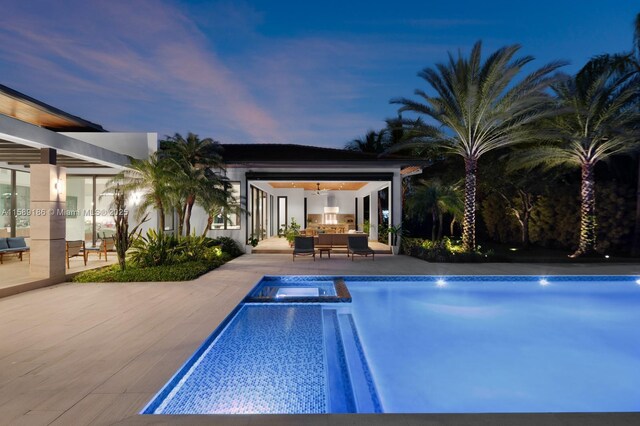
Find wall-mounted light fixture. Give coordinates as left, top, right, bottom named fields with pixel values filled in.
left=54, top=178, right=64, bottom=195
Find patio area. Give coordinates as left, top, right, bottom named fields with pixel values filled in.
left=1, top=254, right=639, bottom=425
left=0, top=251, right=117, bottom=299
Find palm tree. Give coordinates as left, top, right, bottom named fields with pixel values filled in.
left=109, top=153, right=179, bottom=233
left=160, top=132, right=225, bottom=236
left=405, top=179, right=463, bottom=240
left=393, top=41, right=565, bottom=251
left=345, top=130, right=388, bottom=153
left=198, top=180, right=239, bottom=237
left=511, top=60, right=639, bottom=257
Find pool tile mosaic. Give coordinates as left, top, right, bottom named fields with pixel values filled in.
left=155, top=305, right=327, bottom=414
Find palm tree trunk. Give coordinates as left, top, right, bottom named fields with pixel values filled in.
left=437, top=213, right=444, bottom=240
left=431, top=210, right=437, bottom=241
left=175, top=203, right=185, bottom=237
left=202, top=214, right=213, bottom=238
left=184, top=194, right=196, bottom=236
left=462, top=157, right=478, bottom=252
left=158, top=206, right=165, bottom=235
left=571, top=163, right=597, bottom=257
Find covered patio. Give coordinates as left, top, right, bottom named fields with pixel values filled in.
left=0, top=84, right=154, bottom=297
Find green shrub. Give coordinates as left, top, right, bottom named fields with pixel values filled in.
left=72, top=261, right=216, bottom=283
left=128, top=229, right=183, bottom=267
left=401, top=236, right=491, bottom=262
left=208, top=236, right=242, bottom=258
left=128, top=231, right=240, bottom=268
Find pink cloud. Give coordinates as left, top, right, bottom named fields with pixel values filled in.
left=0, top=0, right=281, bottom=141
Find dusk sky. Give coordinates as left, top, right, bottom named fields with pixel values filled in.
left=0, top=1, right=637, bottom=148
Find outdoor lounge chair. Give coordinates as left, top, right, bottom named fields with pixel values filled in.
left=293, top=236, right=315, bottom=261
left=66, top=240, right=86, bottom=268
left=347, top=236, right=374, bottom=261
left=85, top=236, right=116, bottom=262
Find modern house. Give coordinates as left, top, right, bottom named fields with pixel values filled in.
left=0, top=84, right=423, bottom=292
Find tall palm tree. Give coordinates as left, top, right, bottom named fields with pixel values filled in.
left=511, top=60, right=639, bottom=257
left=405, top=179, right=463, bottom=240
left=393, top=41, right=565, bottom=251
left=160, top=132, right=225, bottom=236
left=109, top=153, right=179, bottom=233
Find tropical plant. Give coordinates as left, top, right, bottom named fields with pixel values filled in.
left=387, top=224, right=403, bottom=246
left=111, top=184, right=149, bottom=271
left=198, top=179, right=240, bottom=237
left=284, top=217, right=301, bottom=245
left=392, top=41, right=566, bottom=251
left=108, top=153, right=179, bottom=233
left=594, top=13, right=640, bottom=255
left=405, top=179, right=463, bottom=241
left=345, top=130, right=388, bottom=153
left=247, top=235, right=259, bottom=247
left=362, top=219, right=371, bottom=234
left=209, top=236, right=243, bottom=258
left=510, top=59, right=640, bottom=256
left=129, top=229, right=183, bottom=267
left=159, top=132, right=226, bottom=236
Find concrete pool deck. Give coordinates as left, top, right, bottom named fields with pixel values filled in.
left=0, top=254, right=639, bottom=425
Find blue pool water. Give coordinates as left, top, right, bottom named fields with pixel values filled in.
left=143, top=276, right=640, bottom=414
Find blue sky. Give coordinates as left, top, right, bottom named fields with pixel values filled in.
left=0, top=1, right=636, bottom=148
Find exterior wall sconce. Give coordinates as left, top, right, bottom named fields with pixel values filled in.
left=54, top=178, right=64, bottom=195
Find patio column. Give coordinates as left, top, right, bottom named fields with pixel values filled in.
left=369, top=192, right=378, bottom=241
left=29, top=151, right=66, bottom=281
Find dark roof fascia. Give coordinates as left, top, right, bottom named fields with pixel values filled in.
left=0, top=84, right=106, bottom=132
left=224, top=159, right=428, bottom=169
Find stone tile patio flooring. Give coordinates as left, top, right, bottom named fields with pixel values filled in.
left=1, top=254, right=639, bottom=425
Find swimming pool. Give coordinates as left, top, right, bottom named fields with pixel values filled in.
left=142, top=275, right=640, bottom=414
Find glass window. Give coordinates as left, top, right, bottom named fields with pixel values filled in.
left=0, top=169, right=10, bottom=238
left=15, top=171, right=30, bottom=238
left=211, top=182, right=241, bottom=230
left=95, top=177, right=116, bottom=239
left=65, top=177, right=94, bottom=242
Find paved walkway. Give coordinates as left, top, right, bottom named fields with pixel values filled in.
left=0, top=254, right=639, bottom=425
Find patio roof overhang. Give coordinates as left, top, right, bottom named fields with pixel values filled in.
left=220, top=143, right=430, bottom=169
left=0, top=114, right=129, bottom=169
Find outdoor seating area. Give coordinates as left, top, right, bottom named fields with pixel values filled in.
left=0, top=237, right=29, bottom=264
left=65, top=237, right=116, bottom=269
left=291, top=234, right=376, bottom=261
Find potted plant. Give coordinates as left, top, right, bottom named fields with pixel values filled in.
left=388, top=224, right=403, bottom=255
left=362, top=219, right=370, bottom=235
left=284, top=217, right=301, bottom=247
left=246, top=234, right=258, bottom=254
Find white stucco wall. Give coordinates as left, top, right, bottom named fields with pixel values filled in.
left=60, top=132, right=157, bottom=160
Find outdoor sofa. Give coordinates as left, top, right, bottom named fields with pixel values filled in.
left=0, top=237, right=30, bottom=264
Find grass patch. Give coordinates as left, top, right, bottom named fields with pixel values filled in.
left=72, top=259, right=225, bottom=283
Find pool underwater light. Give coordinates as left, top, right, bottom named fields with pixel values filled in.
left=539, top=278, right=549, bottom=286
